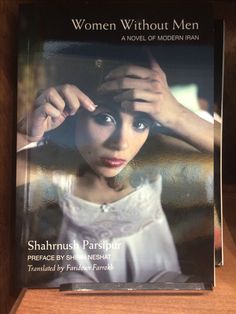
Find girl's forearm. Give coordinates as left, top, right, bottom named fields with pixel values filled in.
left=169, top=106, right=214, bottom=153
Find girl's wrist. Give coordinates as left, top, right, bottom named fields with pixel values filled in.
left=26, top=134, right=44, bottom=143
left=158, top=101, right=186, bottom=132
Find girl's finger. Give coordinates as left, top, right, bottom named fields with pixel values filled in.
left=36, top=102, right=63, bottom=120
left=105, top=64, right=153, bottom=80
left=99, top=77, right=161, bottom=93
left=36, top=87, right=65, bottom=112
left=70, top=85, right=97, bottom=112
left=149, top=56, right=168, bottom=86
left=120, top=99, right=161, bottom=116
left=58, top=85, right=81, bottom=115
left=114, top=89, right=161, bottom=103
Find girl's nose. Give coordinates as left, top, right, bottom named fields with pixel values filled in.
left=107, top=127, right=129, bottom=151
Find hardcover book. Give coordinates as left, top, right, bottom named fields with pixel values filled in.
left=16, top=2, right=215, bottom=291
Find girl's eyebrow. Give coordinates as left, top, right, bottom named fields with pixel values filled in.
left=92, top=104, right=119, bottom=115
left=131, top=111, right=153, bottom=121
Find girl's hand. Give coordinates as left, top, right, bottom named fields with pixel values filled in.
left=98, top=59, right=214, bottom=153
left=18, top=84, right=96, bottom=142
left=98, top=60, right=184, bottom=130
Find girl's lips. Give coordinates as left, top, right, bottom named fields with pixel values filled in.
left=100, top=157, right=126, bottom=168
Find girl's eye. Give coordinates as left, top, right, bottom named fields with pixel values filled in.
left=133, top=119, right=152, bottom=132
left=93, top=113, right=116, bottom=126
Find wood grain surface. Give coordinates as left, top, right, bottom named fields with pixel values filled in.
left=1, top=1, right=236, bottom=313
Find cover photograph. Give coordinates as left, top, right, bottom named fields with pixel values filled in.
left=16, top=2, right=215, bottom=291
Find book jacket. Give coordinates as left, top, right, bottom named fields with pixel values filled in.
left=16, top=2, right=216, bottom=291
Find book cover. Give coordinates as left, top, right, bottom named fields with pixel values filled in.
left=16, top=2, right=215, bottom=291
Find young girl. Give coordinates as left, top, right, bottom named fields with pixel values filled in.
left=17, top=47, right=213, bottom=287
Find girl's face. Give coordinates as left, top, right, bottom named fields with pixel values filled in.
left=75, top=106, right=152, bottom=178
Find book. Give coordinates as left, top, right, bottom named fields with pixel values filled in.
left=16, top=2, right=215, bottom=291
